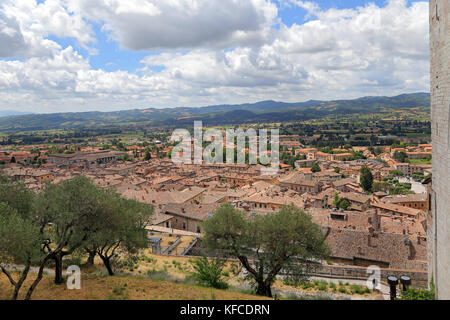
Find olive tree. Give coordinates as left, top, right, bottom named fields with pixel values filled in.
left=35, top=175, right=107, bottom=284
left=84, top=195, right=153, bottom=276
left=0, top=174, right=35, bottom=220
left=0, top=204, right=44, bottom=300
left=0, top=174, right=49, bottom=300
left=202, top=204, right=330, bottom=297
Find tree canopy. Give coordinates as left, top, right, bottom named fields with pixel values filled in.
left=0, top=174, right=47, bottom=300
left=393, top=150, right=408, bottom=163
left=0, top=172, right=153, bottom=299
left=311, top=162, right=321, bottom=173
left=360, top=165, right=374, bottom=193
left=202, top=204, right=330, bottom=297
left=84, top=194, right=153, bottom=275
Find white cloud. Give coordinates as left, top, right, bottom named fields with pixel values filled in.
left=66, top=0, right=278, bottom=50
left=0, top=0, right=94, bottom=58
left=137, top=0, right=430, bottom=101
left=0, top=46, right=88, bottom=93
left=0, top=0, right=431, bottom=113
left=0, top=11, right=27, bottom=57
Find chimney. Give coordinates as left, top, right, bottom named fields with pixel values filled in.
left=372, top=210, right=380, bottom=231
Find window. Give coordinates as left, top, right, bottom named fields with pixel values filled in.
left=183, top=222, right=186, bottom=230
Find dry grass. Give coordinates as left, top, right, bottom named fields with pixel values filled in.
left=274, top=279, right=377, bottom=297
left=0, top=273, right=268, bottom=301
left=127, top=252, right=241, bottom=282
left=178, top=236, right=195, bottom=248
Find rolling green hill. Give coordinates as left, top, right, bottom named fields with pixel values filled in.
left=0, top=92, right=430, bottom=131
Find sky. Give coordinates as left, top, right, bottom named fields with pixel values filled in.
left=0, top=0, right=430, bottom=113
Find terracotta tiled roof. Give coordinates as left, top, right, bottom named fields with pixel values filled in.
left=332, top=178, right=356, bottom=188
left=340, top=192, right=371, bottom=204
left=382, top=193, right=427, bottom=204
left=325, top=227, right=426, bottom=269
left=162, top=203, right=220, bottom=221
left=371, top=202, right=423, bottom=217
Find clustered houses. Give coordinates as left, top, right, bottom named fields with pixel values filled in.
left=309, top=208, right=427, bottom=269
left=0, top=142, right=432, bottom=274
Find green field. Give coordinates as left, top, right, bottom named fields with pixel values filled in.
left=409, top=158, right=432, bottom=165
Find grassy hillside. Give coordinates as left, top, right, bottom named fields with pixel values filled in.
left=0, top=252, right=379, bottom=300
left=0, top=273, right=268, bottom=300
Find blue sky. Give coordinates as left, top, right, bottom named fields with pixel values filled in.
left=0, top=0, right=430, bottom=113
left=277, top=0, right=425, bottom=25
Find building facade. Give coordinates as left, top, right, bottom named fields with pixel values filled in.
left=430, top=0, right=450, bottom=299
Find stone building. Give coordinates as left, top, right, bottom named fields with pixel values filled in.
left=48, top=150, right=124, bottom=167
left=430, top=0, right=450, bottom=299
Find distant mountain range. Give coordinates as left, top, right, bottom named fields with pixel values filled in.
left=0, top=92, right=430, bottom=132
left=0, top=110, right=34, bottom=118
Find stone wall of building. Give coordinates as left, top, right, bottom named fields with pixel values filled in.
left=430, top=0, right=450, bottom=299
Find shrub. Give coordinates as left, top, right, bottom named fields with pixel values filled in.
left=400, top=288, right=435, bottom=300
left=189, top=257, right=229, bottom=290
left=140, top=255, right=156, bottom=264
left=350, top=285, right=364, bottom=295
left=301, top=282, right=315, bottom=290
left=110, top=282, right=129, bottom=300
left=116, top=255, right=140, bottom=272
left=338, top=286, right=348, bottom=294
left=317, top=282, right=328, bottom=291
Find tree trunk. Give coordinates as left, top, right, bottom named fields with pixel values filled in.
left=1, top=262, right=31, bottom=300
left=12, top=263, right=31, bottom=300
left=25, top=255, right=51, bottom=301
left=86, top=249, right=96, bottom=266
left=53, top=253, right=64, bottom=284
left=100, top=255, right=114, bottom=276
left=256, top=281, right=272, bottom=298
